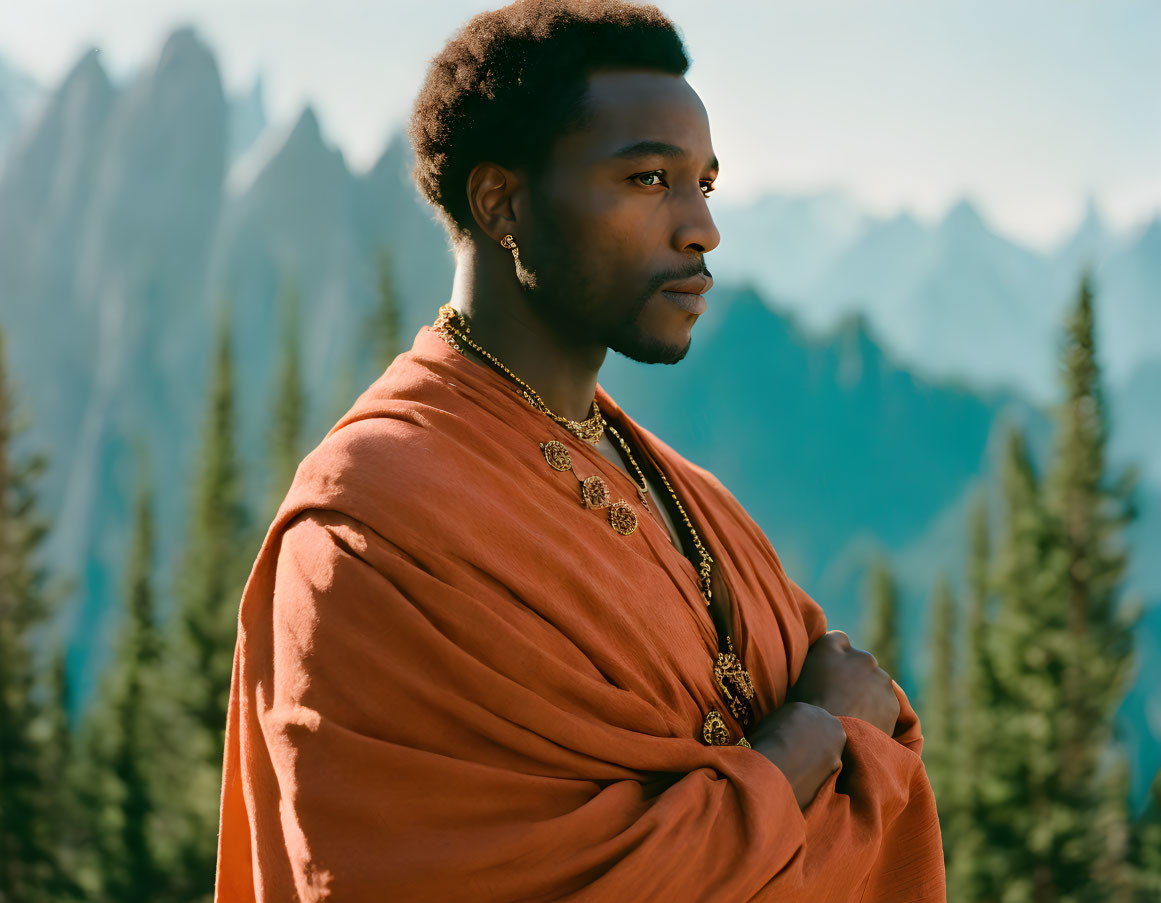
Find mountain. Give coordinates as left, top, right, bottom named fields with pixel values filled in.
left=1052, top=195, right=1116, bottom=274
left=807, top=208, right=936, bottom=332
left=707, top=188, right=867, bottom=304
left=0, top=47, right=118, bottom=523
left=711, top=193, right=1161, bottom=407
left=600, top=289, right=1015, bottom=590
left=0, top=52, right=42, bottom=168
left=228, top=73, right=267, bottom=160
left=1111, top=359, right=1161, bottom=490
left=1096, top=216, right=1161, bottom=386
left=891, top=199, right=1061, bottom=398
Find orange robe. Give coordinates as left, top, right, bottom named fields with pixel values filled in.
left=214, top=325, right=945, bottom=902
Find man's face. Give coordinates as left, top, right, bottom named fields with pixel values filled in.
left=515, top=69, right=720, bottom=365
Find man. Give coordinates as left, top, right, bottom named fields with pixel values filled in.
left=215, top=2, right=945, bottom=900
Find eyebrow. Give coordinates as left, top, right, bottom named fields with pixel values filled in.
left=610, top=140, right=719, bottom=173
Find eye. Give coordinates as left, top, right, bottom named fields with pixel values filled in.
left=634, top=170, right=668, bottom=188
left=700, top=180, right=716, bottom=198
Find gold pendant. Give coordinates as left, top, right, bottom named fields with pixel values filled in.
left=580, top=474, right=611, bottom=509
left=702, top=710, right=731, bottom=746
left=713, top=644, right=756, bottom=726
left=541, top=440, right=572, bottom=472
left=608, top=500, right=638, bottom=535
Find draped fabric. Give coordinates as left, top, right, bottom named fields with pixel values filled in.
left=214, top=325, right=946, bottom=902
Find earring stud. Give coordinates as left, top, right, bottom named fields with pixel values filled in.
left=500, top=234, right=517, bottom=251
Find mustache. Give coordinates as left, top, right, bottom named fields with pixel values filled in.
left=650, top=262, right=711, bottom=290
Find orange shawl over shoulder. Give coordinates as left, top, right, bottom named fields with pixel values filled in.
left=214, top=326, right=945, bottom=902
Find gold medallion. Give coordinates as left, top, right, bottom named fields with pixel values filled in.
left=540, top=440, right=572, bottom=472
left=702, top=709, right=731, bottom=746
left=580, top=474, right=611, bottom=509
left=608, top=500, right=638, bottom=535
left=713, top=643, right=756, bottom=726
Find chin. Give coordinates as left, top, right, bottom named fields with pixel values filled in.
left=607, top=325, right=692, bottom=365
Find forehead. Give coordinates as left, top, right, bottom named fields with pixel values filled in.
left=549, top=69, right=716, bottom=170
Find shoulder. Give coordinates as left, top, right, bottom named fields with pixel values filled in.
left=272, top=371, right=544, bottom=555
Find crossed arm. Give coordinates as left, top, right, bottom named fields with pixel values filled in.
left=773, top=631, right=911, bottom=808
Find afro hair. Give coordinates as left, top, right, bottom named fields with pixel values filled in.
left=408, top=0, right=690, bottom=241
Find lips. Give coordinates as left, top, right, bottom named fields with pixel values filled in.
left=661, top=273, right=713, bottom=295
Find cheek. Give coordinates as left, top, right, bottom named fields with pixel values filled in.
left=546, top=178, right=656, bottom=250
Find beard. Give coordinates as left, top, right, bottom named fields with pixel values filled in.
left=515, top=208, right=693, bottom=366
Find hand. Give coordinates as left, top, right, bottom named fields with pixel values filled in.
left=748, top=701, right=847, bottom=811
left=787, top=630, right=900, bottom=737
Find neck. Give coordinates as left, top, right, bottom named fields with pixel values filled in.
left=447, top=241, right=607, bottom=424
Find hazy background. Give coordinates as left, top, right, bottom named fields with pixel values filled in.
left=1, top=2, right=1159, bottom=895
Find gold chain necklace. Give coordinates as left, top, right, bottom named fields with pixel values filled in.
left=431, top=302, right=755, bottom=731
left=433, top=304, right=604, bottom=444
left=604, top=422, right=714, bottom=608
left=604, top=426, right=756, bottom=727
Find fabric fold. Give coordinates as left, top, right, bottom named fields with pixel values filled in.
left=214, top=325, right=945, bottom=902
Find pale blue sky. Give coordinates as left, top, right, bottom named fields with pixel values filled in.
left=2, top=0, right=1158, bottom=249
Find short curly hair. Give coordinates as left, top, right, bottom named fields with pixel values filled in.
left=408, top=0, right=690, bottom=241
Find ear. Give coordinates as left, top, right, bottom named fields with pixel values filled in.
left=465, top=162, right=522, bottom=243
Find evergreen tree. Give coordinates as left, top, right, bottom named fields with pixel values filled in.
left=864, top=554, right=900, bottom=679
left=921, top=571, right=958, bottom=863
left=1045, top=269, right=1139, bottom=900
left=370, top=246, right=402, bottom=375
left=980, top=427, right=1053, bottom=903
left=954, top=271, right=1141, bottom=902
left=1130, top=767, right=1161, bottom=898
left=269, top=271, right=305, bottom=515
left=948, top=489, right=999, bottom=902
left=0, top=327, right=69, bottom=901
left=170, top=309, right=252, bottom=898
left=75, top=463, right=169, bottom=901
left=41, top=646, right=78, bottom=893
left=106, top=470, right=163, bottom=900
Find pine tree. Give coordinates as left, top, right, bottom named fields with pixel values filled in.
left=1131, top=767, right=1161, bottom=898
left=75, top=463, right=168, bottom=900
left=269, top=271, right=305, bottom=515
left=170, top=308, right=252, bottom=898
left=961, top=427, right=1053, bottom=902
left=0, top=327, right=69, bottom=900
left=370, top=245, right=402, bottom=375
left=948, top=489, right=999, bottom=902
left=953, top=271, right=1142, bottom=902
left=41, top=645, right=83, bottom=900
left=107, top=470, right=163, bottom=899
left=922, top=571, right=958, bottom=864
left=1044, top=270, right=1138, bottom=901
left=864, top=554, right=900, bottom=679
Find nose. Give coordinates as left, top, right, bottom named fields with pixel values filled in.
left=673, top=186, right=720, bottom=256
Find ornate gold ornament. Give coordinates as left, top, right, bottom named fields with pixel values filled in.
left=714, top=637, right=757, bottom=726
left=580, top=474, right=611, bottom=509
left=701, top=710, right=753, bottom=747
left=608, top=500, right=638, bottom=536
left=432, top=304, right=604, bottom=444
left=541, top=440, right=572, bottom=472
left=702, top=710, right=731, bottom=746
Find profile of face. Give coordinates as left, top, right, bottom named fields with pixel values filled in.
left=511, top=69, right=721, bottom=365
